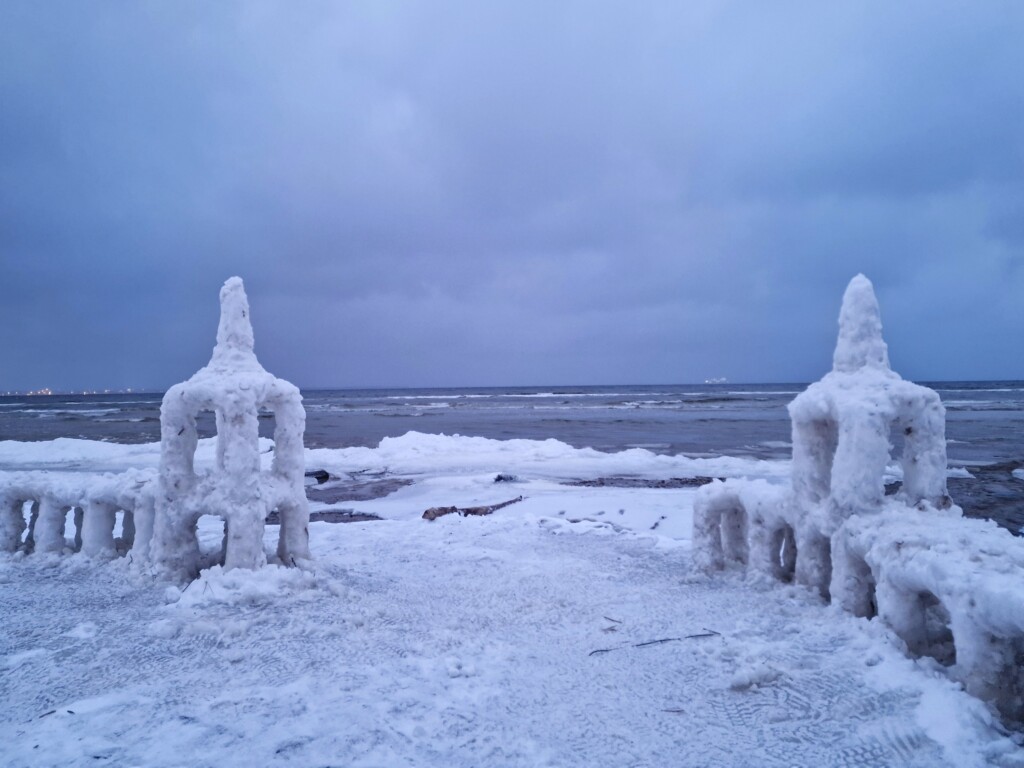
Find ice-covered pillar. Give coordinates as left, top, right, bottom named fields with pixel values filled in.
left=212, top=279, right=265, bottom=570
left=899, top=395, right=950, bottom=508
left=0, top=497, right=26, bottom=552
left=211, top=387, right=265, bottom=571
left=828, top=412, right=890, bottom=516
left=129, top=492, right=156, bottom=561
left=692, top=484, right=748, bottom=572
left=33, top=496, right=68, bottom=554
left=81, top=500, right=117, bottom=558
left=270, top=395, right=311, bottom=564
left=790, top=414, right=837, bottom=510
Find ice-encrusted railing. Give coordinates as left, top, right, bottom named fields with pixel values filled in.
left=0, top=277, right=312, bottom=580
left=694, top=275, right=1024, bottom=725
left=0, top=469, right=154, bottom=559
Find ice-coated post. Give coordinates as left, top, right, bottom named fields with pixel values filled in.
left=271, top=395, right=311, bottom=564
left=0, top=497, right=26, bottom=552
left=34, top=496, right=68, bottom=554
left=81, top=500, right=117, bottom=558
left=900, top=396, right=950, bottom=508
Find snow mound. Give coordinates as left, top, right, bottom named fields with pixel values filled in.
left=169, top=564, right=322, bottom=610
left=307, top=430, right=788, bottom=482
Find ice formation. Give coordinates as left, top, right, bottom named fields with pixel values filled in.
left=0, top=470, right=154, bottom=558
left=0, top=277, right=311, bottom=580
left=150, top=277, right=311, bottom=578
left=693, top=274, right=1024, bottom=724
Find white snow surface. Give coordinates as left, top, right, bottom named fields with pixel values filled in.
left=1, top=433, right=1023, bottom=766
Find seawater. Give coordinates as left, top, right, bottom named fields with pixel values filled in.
left=2, top=382, right=1022, bottom=530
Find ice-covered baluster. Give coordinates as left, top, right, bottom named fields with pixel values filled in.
left=81, top=499, right=117, bottom=558
left=0, top=496, right=26, bottom=552
left=33, top=496, right=68, bottom=554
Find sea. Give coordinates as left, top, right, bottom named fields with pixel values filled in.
left=1, top=381, right=1022, bottom=532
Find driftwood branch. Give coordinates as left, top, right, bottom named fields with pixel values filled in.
left=589, top=629, right=720, bottom=656
left=422, top=496, right=524, bottom=521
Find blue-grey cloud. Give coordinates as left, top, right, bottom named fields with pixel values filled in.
left=1, top=1, right=1022, bottom=391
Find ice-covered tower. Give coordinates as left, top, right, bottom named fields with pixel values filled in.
left=787, top=275, right=949, bottom=587
left=151, top=277, right=311, bottom=579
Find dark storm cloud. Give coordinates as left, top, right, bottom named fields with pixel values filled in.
left=1, top=1, right=1022, bottom=391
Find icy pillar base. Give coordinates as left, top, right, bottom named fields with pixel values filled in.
left=82, top=501, right=117, bottom=558
left=223, top=506, right=267, bottom=571
left=34, top=497, right=68, bottom=554
left=0, top=498, right=26, bottom=552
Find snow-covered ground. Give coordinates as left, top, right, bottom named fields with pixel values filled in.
left=1, top=433, right=1022, bottom=767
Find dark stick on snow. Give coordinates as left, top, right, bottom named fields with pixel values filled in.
left=589, top=629, right=720, bottom=656
left=633, top=637, right=683, bottom=648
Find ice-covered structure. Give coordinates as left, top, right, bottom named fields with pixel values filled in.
left=696, top=275, right=951, bottom=595
left=785, top=274, right=950, bottom=597
left=149, top=277, right=311, bottom=579
left=694, top=274, right=1024, bottom=724
left=0, top=470, right=154, bottom=558
left=0, top=278, right=312, bottom=579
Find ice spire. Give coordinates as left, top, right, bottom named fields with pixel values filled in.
left=215, top=277, right=255, bottom=353
left=832, top=274, right=890, bottom=373
left=208, top=276, right=260, bottom=371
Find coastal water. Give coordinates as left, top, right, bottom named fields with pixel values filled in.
left=1, top=382, right=1022, bottom=530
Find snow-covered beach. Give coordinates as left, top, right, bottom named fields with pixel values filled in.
left=1, top=430, right=1022, bottom=767
left=0, top=433, right=1015, bottom=767
left=3, top=276, right=1024, bottom=767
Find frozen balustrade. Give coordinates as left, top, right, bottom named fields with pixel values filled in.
left=150, top=277, right=311, bottom=579
left=834, top=510, right=1024, bottom=723
left=693, top=274, right=1024, bottom=725
left=0, top=469, right=154, bottom=558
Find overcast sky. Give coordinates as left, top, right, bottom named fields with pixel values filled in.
left=1, top=2, right=1022, bottom=391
